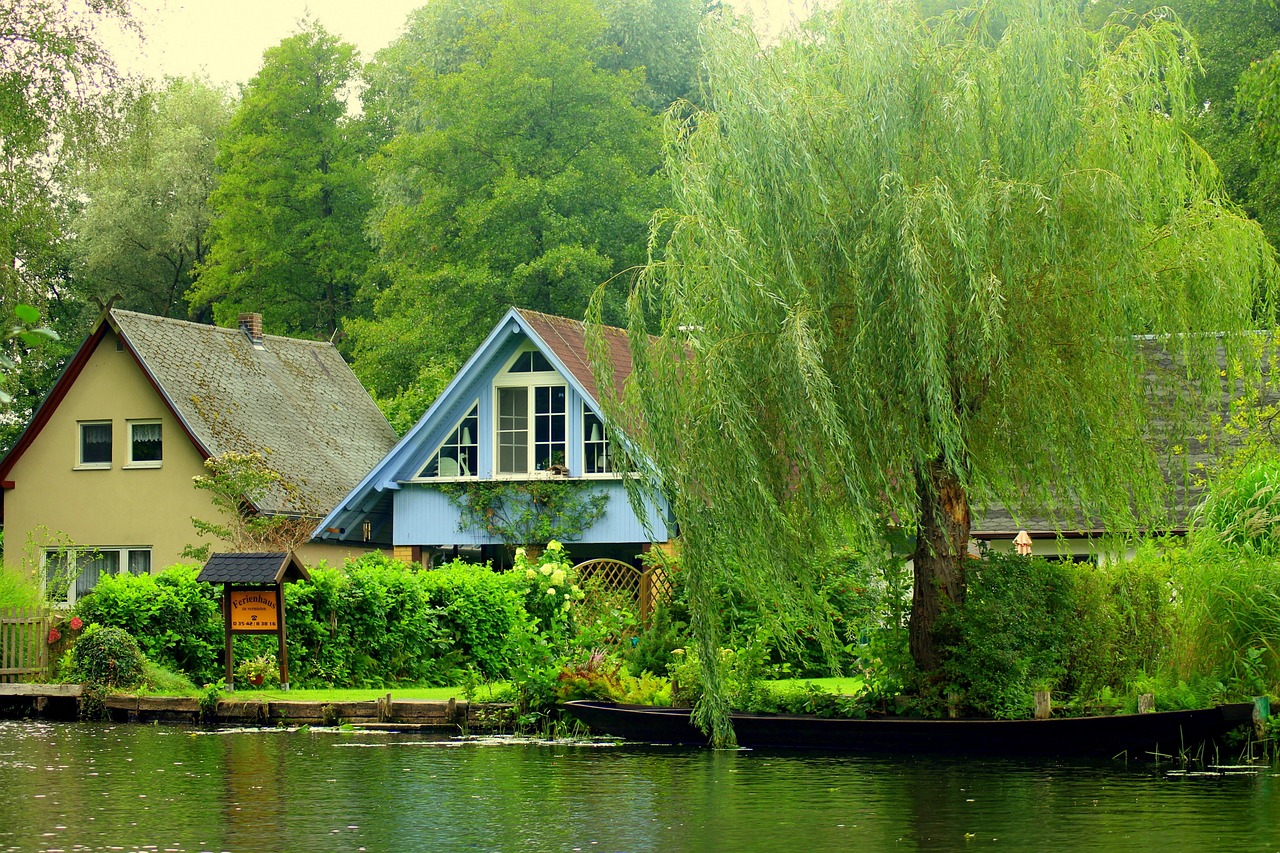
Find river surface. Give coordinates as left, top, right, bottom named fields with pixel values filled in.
left=0, top=721, right=1277, bottom=852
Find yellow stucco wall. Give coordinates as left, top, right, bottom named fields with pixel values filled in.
left=2, top=328, right=224, bottom=577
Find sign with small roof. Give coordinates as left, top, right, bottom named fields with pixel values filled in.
left=198, top=552, right=310, bottom=691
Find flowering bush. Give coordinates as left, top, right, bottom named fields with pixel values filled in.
left=509, top=541, right=583, bottom=640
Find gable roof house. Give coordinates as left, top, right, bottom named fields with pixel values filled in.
left=0, top=309, right=398, bottom=603
left=313, top=308, right=669, bottom=567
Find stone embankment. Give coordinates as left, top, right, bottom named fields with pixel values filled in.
left=0, top=683, right=509, bottom=730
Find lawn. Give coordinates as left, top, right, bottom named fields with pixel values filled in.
left=216, top=684, right=511, bottom=703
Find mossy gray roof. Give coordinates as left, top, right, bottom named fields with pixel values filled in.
left=112, top=310, right=397, bottom=517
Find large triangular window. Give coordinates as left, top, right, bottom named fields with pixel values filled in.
left=418, top=403, right=479, bottom=478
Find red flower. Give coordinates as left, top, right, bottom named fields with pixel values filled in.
left=69, top=617, right=83, bottom=631
left=47, top=627, right=61, bottom=644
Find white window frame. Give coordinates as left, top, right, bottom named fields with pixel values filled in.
left=125, top=419, right=163, bottom=468
left=582, top=405, right=616, bottom=477
left=76, top=420, right=113, bottom=469
left=43, top=547, right=152, bottom=606
left=412, top=403, right=479, bottom=481
left=493, top=348, right=566, bottom=478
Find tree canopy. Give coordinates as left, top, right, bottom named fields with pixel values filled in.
left=599, top=0, right=1280, bottom=743
left=346, top=0, right=666, bottom=400
left=190, top=20, right=375, bottom=338
left=73, top=77, right=232, bottom=319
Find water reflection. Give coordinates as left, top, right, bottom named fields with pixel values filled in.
left=0, top=722, right=1276, bottom=852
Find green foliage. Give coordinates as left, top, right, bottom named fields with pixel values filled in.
left=0, top=0, right=133, bottom=321
left=70, top=624, right=145, bottom=689
left=596, top=0, right=1280, bottom=743
left=934, top=547, right=1191, bottom=718
left=235, top=654, right=277, bottom=688
left=138, top=660, right=197, bottom=695
left=183, top=450, right=318, bottom=560
left=938, top=553, right=1077, bottom=718
left=350, top=0, right=664, bottom=394
left=507, top=542, right=585, bottom=642
left=198, top=682, right=223, bottom=722
left=1195, top=458, right=1280, bottom=555
left=190, top=19, right=375, bottom=338
left=72, top=76, right=232, bottom=319
left=71, top=565, right=223, bottom=684
left=0, top=303, right=60, bottom=406
left=441, top=482, right=609, bottom=549
left=0, top=563, right=44, bottom=608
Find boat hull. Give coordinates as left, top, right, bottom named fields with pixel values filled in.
left=562, top=700, right=1257, bottom=757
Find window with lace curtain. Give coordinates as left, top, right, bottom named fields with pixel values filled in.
left=77, top=421, right=112, bottom=468
left=127, top=420, right=162, bottom=467
left=44, top=547, right=151, bottom=605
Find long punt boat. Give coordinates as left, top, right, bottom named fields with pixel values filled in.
left=562, top=700, right=1259, bottom=757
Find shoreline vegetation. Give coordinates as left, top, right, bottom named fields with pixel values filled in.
left=2, top=529, right=1278, bottom=743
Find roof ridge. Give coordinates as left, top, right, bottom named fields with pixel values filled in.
left=111, top=310, right=333, bottom=348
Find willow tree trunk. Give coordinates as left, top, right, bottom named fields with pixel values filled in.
left=909, top=456, right=971, bottom=673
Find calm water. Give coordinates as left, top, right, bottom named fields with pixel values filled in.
left=1, top=721, right=1277, bottom=852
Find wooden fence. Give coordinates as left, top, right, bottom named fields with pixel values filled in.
left=0, top=607, right=49, bottom=683
left=573, top=559, right=672, bottom=622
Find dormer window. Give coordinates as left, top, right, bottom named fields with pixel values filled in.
left=508, top=350, right=553, bottom=373
left=419, top=404, right=479, bottom=478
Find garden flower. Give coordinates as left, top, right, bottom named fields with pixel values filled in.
left=516, top=547, right=527, bottom=559
left=547, top=587, right=557, bottom=596
left=525, top=568, right=537, bottom=579
left=540, top=565, right=554, bottom=575
left=47, top=627, right=61, bottom=644
left=547, top=540, right=562, bottom=551
left=551, top=569, right=566, bottom=585
left=69, top=616, right=83, bottom=631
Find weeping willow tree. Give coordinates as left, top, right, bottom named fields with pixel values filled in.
left=589, top=0, right=1279, bottom=744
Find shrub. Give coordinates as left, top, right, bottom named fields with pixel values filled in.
left=938, top=552, right=1077, bottom=718
left=420, top=559, right=522, bottom=679
left=72, top=565, right=222, bottom=683
left=71, top=625, right=145, bottom=688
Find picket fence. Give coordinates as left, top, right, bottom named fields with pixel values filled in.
left=0, top=607, right=49, bottom=683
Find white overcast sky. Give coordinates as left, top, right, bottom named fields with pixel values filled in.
left=105, top=0, right=816, bottom=89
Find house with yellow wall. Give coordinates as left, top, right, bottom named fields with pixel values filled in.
left=0, top=309, right=398, bottom=603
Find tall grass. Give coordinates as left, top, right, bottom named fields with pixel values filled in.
left=0, top=563, right=44, bottom=609
left=1169, top=547, right=1280, bottom=693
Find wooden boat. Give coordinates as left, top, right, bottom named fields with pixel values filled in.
left=562, top=700, right=1258, bottom=757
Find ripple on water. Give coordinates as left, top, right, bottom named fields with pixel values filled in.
left=0, top=722, right=1276, bottom=852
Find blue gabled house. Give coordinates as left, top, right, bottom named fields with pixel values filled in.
left=312, top=308, right=670, bottom=566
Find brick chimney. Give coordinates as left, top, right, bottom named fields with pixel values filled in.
left=237, top=313, right=265, bottom=348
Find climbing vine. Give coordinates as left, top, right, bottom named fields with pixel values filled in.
left=438, top=480, right=609, bottom=548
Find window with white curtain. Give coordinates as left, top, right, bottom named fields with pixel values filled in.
left=44, top=547, right=151, bottom=605
left=78, top=421, right=112, bottom=468
left=127, top=420, right=162, bottom=466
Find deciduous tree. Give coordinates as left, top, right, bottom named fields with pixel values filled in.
left=190, top=20, right=375, bottom=339
left=600, top=0, right=1279, bottom=743
left=73, top=77, right=232, bottom=319
left=348, top=0, right=664, bottom=396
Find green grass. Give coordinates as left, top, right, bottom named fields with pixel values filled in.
left=211, top=684, right=510, bottom=702
left=765, top=677, right=866, bottom=696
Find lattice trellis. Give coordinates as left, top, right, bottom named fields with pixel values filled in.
left=573, top=559, right=671, bottom=621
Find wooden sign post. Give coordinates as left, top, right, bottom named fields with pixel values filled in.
left=198, top=552, right=310, bottom=692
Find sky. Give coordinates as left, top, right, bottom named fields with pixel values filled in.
left=105, top=0, right=817, bottom=89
